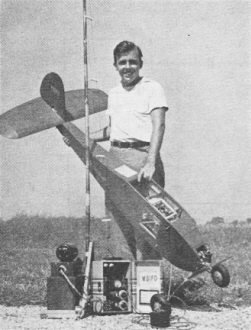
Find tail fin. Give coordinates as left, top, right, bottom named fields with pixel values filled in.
left=40, top=72, right=67, bottom=120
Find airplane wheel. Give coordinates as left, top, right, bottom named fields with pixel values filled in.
left=211, top=264, right=230, bottom=287
left=150, top=294, right=171, bottom=312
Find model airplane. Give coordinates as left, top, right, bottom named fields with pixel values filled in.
left=0, top=72, right=230, bottom=288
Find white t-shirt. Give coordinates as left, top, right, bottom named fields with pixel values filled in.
left=107, top=77, right=168, bottom=142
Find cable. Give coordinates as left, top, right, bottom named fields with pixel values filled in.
left=167, top=264, right=173, bottom=300
left=169, top=315, right=197, bottom=330
left=58, top=266, right=82, bottom=298
left=130, top=314, right=196, bottom=330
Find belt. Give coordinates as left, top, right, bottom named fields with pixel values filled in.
left=111, top=140, right=150, bottom=148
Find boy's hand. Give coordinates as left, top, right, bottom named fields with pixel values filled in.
left=138, top=160, right=155, bottom=182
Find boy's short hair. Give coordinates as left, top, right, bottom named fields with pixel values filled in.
left=113, top=41, right=143, bottom=67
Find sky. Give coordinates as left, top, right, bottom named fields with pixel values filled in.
left=0, top=0, right=251, bottom=223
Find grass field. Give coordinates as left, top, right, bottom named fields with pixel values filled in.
left=0, top=215, right=250, bottom=307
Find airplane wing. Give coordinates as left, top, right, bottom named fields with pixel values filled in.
left=0, top=89, right=107, bottom=139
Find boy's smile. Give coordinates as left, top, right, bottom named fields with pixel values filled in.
left=114, top=49, right=142, bottom=88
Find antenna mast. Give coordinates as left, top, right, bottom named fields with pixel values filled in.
left=83, top=0, right=91, bottom=249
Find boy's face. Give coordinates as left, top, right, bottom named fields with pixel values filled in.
left=114, top=48, right=142, bottom=87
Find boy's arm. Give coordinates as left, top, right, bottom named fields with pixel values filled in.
left=137, top=108, right=166, bottom=182
left=90, top=117, right=111, bottom=142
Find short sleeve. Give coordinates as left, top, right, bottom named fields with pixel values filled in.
left=148, top=82, right=168, bottom=113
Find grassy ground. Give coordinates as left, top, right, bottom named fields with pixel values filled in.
left=172, top=224, right=251, bottom=307
left=196, top=224, right=251, bottom=306
left=0, top=215, right=250, bottom=307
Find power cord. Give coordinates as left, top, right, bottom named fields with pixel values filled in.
left=130, top=313, right=197, bottom=329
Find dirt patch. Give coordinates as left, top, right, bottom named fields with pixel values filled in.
left=0, top=305, right=250, bottom=330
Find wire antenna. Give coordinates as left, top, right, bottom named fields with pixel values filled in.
left=83, top=0, right=91, bottom=249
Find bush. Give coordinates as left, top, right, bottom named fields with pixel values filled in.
left=210, top=217, right=224, bottom=225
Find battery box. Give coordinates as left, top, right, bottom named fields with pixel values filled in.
left=47, top=260, right=83, bottom=311
left=132, top=260, right=165, bottom=313
left=91, top=259, right=132, bottom=314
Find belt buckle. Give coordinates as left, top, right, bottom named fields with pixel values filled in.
left=115, top=141, right=123, bottom=148
left=128, top=142, right=134, bottom=148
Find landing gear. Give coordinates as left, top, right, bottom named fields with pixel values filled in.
left=196, top=245, right=231, bottom=288
left=211, top=263, right=230, bottom=288
left=197, top=245, right=212, bottom=263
